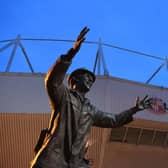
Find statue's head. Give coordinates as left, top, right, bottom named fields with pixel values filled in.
left=68, top=68, right=96, bottom=93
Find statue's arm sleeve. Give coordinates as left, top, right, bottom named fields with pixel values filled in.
left=45, top=48, right=77, bottom=107
left=93, top=106, right=139, bottom=128
left=45, top=48, right=77, bottom=133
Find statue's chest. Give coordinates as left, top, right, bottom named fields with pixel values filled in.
left=69, top=93, right=93, bottom=127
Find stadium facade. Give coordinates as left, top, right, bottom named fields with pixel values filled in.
left=0, top=72, right=168, bottom=168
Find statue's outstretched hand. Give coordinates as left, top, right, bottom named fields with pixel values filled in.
left=135, top=95, right=153, bottom=111
left=73, top=26, right=90, bottom=51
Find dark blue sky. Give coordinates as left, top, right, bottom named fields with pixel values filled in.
left=0, top=0, right=168, bottom=87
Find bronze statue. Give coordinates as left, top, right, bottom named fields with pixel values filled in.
left=30, top=27, right=152, bottom=168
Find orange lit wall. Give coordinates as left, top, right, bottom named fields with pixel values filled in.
left=1, top=113, right=168, bottom=168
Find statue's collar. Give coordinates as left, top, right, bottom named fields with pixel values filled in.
left=70, top=89, right=88, bottom=103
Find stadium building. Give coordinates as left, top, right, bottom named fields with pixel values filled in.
left=1, top=72, right=168, bottom=168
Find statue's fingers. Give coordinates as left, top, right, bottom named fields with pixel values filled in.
left=80, top=26, right=88, bottom=33
left=144, top=100, right=153, bottom=109
left=78, top=27, right=89, bottom=40
left=142, top=95, right=148, bottom=102
left=136, top=96, right=139, bottom=102
left=144, top=98, right=153, bottom=106
left=78, top=37, right=85, bottom=45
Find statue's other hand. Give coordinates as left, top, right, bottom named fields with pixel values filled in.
left=135, top=95, right=153, bottom=110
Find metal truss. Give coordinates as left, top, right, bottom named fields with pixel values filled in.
left=0, top=36, right=167, bottom=85
left=0, top=35, right=34, bottom=73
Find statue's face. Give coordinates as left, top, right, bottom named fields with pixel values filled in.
left=75, top=73, right=94, bottom=92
